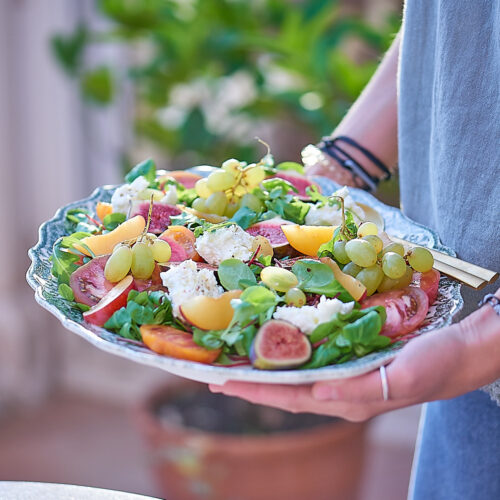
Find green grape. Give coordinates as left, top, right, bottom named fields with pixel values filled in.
left=194, top=178, right=212, bottom=199
left=382, top=252, right=407, bottom=279
left=104, top=245, right=132, bottom=282
left=224, top=201, right=240, bottom=217
left=285, top=287, right=307, bottom=307
left=151, top=239, right=172, bottom=263
left=192, top=197, right=207, bottom=212
left=136, top=188, right=164, bottom=201
left=240, top=193, right=264, bottom=213
left=357, top=222, right=378, bottom=238
left=343, top=262, right=362, bottom=277
left=332, top=240, right=350, bottom=265
left=362, top=235, right=383, bottom=254
left=382, top=242, right=405, bottom=257
left=260, top=267, right=299, bottom=293
left=345, top=239, right=377, bottom=267
left=221, top=158, right=241, bottom=177
left=356, top=265, right=384, bottom=296
left=207, top=170, right=237, bottom=191
left=407, top=246, right=434, bottom=272
left=377, top=274, right=398, bottom=293
left=204, top=191, right=228, bottom=216
left=395, top=265, right=414, bottom=288
left=243, top=166, right=266, bottom=187
left=233, top=185, right=247, bottom=197
left=131, top=242, right=155, bottom=279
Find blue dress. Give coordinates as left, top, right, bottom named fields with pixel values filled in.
left=398, top=1, right=500, bottom=499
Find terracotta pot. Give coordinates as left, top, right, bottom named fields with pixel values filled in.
left=136, top=382, right=368, bottom=500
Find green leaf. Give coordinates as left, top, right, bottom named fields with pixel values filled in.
left=125, top=158, right=157, bottom=184
left=58, top=283, right=75, bottom=301
left=275, top=161, right=305, bottom=175
left=261, top=178, right=298, bottom=195
left=292, top=259, right=334, bottom=288
left=230, top=206, right=260, bottom=230
left=50, top=25, right=87, bottom=76
left=292, top=259, right=353, bottom=300
left=81, top=66, right=114, bottom=105
left=50, top=239, right=81, bottom=285
left=218, top=259, right=257, bottom=291
left=102, top=212, right=126, bottom=230
left=192, top=328, right=224, bottom=350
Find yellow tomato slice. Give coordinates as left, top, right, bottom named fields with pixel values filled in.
left=281, top=225, right=337, bottom=257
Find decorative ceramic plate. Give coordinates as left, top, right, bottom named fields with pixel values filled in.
left=27, top=174, right=463, bottom=385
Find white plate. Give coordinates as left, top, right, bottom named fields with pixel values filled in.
left=27, top=175, right=463, bottom=385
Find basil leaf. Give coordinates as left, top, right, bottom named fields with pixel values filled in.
left=50, top=239, right=81, bottom=285
left=292, top=260, right=334, bottom=288
left=58, top=283, right=75, bottom=301
left=230, top=206, right=259, bottom=230
left=218, top=259, right=257, bottom=291
left=102, top=212, right=126, bottom=231
left=275, top=162, right=304, bottom=175
left=125, top=158, right=156, bottom=184
left=261, top=178, right=298, bottom=195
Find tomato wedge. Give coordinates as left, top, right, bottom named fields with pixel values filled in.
left=70, top=255, right=113, bottom=306
left=361, top=287, right=429, bottom=339
left=412, top=269, right=440, bottom=304
left=140, top=325, right=221, bottom=364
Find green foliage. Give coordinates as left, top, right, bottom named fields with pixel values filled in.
left=52, top=0, right=400, bottom=164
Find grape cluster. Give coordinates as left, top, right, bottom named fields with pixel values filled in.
left=192, top=159, right=267, bottom=216
left=104, top=234, right=172, bottom=282
left=335, top=222, right=434, bottom=296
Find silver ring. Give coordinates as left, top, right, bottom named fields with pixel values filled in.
left=380, top=365, right=389, bottom=401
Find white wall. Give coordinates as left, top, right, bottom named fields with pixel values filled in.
left=0, top=0, right=170, bottom=411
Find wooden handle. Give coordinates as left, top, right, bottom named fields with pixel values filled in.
left=389, top=236, right=498, bottom=289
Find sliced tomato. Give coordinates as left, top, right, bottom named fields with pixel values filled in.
left=140, top=325, right=221, bottom=364
left=159, top=226, right=200, bottom=261
left=361, top=287, right=429, bottom=339
left=70, top=255, right=113, bottom=306
left=412, top=269, right=440, bottom=304
left=133, top=263, right=166, bottom=292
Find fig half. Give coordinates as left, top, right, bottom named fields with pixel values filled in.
left=250, top=320, right=311, bottom=370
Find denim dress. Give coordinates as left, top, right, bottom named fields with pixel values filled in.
left=398, top=1, right=500, bottom=499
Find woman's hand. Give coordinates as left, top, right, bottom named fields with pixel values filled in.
left=210, top=303, right=500, bottom=422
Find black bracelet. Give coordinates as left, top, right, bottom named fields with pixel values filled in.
left=317, top=137, right=379, bottom=192
left=334, top=136, right=392, bottom=179
left=478, top=294, right=500, bottom=316
left=316, top=136, right=392, bottom=192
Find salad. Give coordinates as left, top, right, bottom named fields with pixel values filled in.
left=50, top=148, right=439, bottom=370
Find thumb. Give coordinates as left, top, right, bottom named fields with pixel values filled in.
left=312, top=368, right=386, bottom=404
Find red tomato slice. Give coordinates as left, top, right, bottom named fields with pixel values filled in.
left=70, top=255, right=113, bottom=306
left=412, top=269, right=440, bottom=304
left=361, top=287, right=429, bottom=339
left=140, top=325, right=221, bottom=364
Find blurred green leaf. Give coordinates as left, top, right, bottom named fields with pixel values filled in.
left=50, top=25, right=87, bottom=76
left=81, top=67, right=114, bottom=104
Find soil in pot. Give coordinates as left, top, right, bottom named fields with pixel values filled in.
left=137, top=382, right=368, bottom=500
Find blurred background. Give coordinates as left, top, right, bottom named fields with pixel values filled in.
left=0, top=0, right=421, bottom=499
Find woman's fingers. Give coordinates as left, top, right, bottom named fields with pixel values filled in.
left=312, top=369, right=386, bottom=403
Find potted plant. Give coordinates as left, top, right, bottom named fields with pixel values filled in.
left=136, top=381, right=368, bottom=500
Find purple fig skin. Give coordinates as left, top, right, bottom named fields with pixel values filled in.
left=250, top=320, right=312, bottom=370
left=246, top=218, right=298, bottom=258
left=130, top=202, right=181, bottom=234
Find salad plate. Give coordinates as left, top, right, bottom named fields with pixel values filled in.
left=27, top=172, right=463, bottom=385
